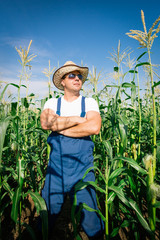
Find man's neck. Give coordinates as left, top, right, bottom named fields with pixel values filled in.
left=63, top=91, right=80, bottom=102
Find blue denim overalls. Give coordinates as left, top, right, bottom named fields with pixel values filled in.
left=42, top=96, right=104, bottom=238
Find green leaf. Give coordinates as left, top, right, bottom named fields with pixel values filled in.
left=152, top=81, right=160, bottom=88
left=108, top=167, right=126, bottom=186
left=74, top=180, right=106, bottom=194
left=114, top=66, right=119, bottom=72
left=17, top=158, right=25, bottom=188
left=113, top=157, right=147, bottom=174
left=0, top=83, right=20, bottom=102
left=11, top=102, right=18, bottom=116
left=21, top=97, right=29, bottom=108
left=28, top=93, right=35, bottom=97
left=82, top=203, right=106, bottom=222
left=127, top=173, right=137, bottom=198
left=129, top=70, right=138, bottom=74
left=22, top=223, right=37, bottom=240
left=0, top=117, right=11, bottom=163
left=27, top=191, right=48, bottom=240
left=3, top=180, right=14, bottom=199
left=81, top=166, right=107, bottom=184
left=103, top=140, right=113, bottom=159
left=121, top=82, right=135, bottom=88
left=108, top=185, right=130, bottom=207
left=136, top=52, right=147, bottom=61
left=11, top=186, right=22, bottom=222
left=21, top=84, right=27, bottom=88
left=0, top=84, right=10, bottom=102
left=118, top=122, right=127, bottom=149
left=152, top=201, right=160, bottom=208
left=10, top=83, right=20, bottom=88
left=107, top=191, right=116, bottom=204
left=135, top=62, right=150, bottom=68
left=128, top=198, right=151, bottom=232
left=121, top=219, right=131, bottom=228
left=110, top=227, right=120, bottom=237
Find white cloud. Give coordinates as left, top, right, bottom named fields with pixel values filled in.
left=1, top=77, right=51, bottom=101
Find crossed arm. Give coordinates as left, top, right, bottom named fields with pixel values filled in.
left=40, top=108, right=101, bottom=137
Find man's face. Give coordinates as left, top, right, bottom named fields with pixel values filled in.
left=61, top=70, right=83, bottom=92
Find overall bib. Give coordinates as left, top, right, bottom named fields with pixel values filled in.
left=42, top=96, right=104, bottom=238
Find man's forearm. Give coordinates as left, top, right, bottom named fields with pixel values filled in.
left=58, top=117, right=101, bottom=138
left=50, top=116, right=86, bottom=131
left=40, top=109, right=86, bottom=131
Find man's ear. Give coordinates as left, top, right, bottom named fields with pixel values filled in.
left=61, top=80, right=65, bottom=87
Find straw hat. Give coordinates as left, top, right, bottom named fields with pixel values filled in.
left=52, top=61, right=89, bottom=90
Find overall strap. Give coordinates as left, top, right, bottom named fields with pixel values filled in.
left=80, top=96, right=86, bottom=117
left=56, top=97, right=61, bottom=116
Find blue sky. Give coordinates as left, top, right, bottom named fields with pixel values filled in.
left=0, top=0, right=160, bottom=99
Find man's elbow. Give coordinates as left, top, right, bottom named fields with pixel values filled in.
left=41, top=122, right=48, bottom=130
left=92, top=124, right=101, bottom=135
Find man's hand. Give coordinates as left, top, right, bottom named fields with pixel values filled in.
left=40, top=109, right=58, bottom=130
left=58, top=111, right=101, bottom=137
left=40, top=108, right=87, bottom=131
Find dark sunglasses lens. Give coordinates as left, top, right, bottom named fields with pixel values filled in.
left=68, top=73, right=75, bottom=78
left=78, top=74, right=83, bottom=80
left=68, top=73, right=83, bottom=80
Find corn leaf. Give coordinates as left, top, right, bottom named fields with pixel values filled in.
left=109, top=185, right=130, bottom=207
left=82, top=203, right=106, bottom=222
left=152, top=201, right=160, bottom=208
left=27, top=191, right=48, bottom=240
left=11, top=186, right=22, bottom=222
left=0, top=117, right=11, bottom=164
left=17, top=158, right=25, bottom=188
left=152, top=81, right=160, bottom=88
left=0, top=83, right=20, bottom=102
left=74, top=180, right=106, bottom=194
left=113, top=157, right=147, bottom=174
left=135, top=62, right=150, bottom=68
left=107, top=191, right=116, bottom=204
left=121, top=82, right=135, bottom=88
left=136, top=52, right=147, bottom=61
left=108, top=167, right=126, bottom=186
left=22, top=223, right=37, bottom=240
left=118, top=122, right=127, bottom=149
left=81, top=166, right=107, bottom=184
left=103, top=140, right=113, bottom=160
left=128, top=198, right=151, bottom=232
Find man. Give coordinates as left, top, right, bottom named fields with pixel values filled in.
left=40, top=61, right=104, bottom=239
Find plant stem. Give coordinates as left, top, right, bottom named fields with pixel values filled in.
left=105, top=156, right=109, bottom=239
left=17, top=65, right=24, bottom=116
left=137, top=70, right=141, bottom=159
left=148, top=50, right=156, bottom=175
left=147, top=49, right=156, bottom=233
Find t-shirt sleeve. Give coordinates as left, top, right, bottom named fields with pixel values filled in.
left=43, top=98, right=57, bottom=112
left=85, top=98, right=100, bottom=113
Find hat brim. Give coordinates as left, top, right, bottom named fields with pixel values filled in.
left=53, top=64, right=89, bottom=91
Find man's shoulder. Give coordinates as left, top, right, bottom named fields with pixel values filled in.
left=45, top=97, right=58, bottom=103
left=43, top=97, right=58, bottom=110
left=84, top=96, right=97, bottom=103
left=83, top=96, right=99, bottom=113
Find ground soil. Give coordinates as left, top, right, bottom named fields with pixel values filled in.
left=1, top=195, right=160, bottom=240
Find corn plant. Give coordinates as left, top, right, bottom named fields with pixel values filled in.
left=15, top=40, right=36, bottom=115
left=42, top=60, right=56, bottom=98
left=126, top=10, right=160, bottom=234
left=1, top=17, right=160, bottom=239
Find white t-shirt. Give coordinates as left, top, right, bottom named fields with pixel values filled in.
left=43, top=95, right=99, bottom=117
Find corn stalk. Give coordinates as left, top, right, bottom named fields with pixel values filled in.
left=15, top=40, right=36, bottom=115
left=126, top=9, right=160, bottom=233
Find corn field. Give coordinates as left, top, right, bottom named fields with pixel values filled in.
left=0, top=10, right=160, bottom=240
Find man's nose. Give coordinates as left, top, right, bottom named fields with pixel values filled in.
left=75, top=75, right=79, bottom=81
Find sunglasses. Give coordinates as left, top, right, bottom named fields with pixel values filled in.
left=62, top=73, right=83, bottom=80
